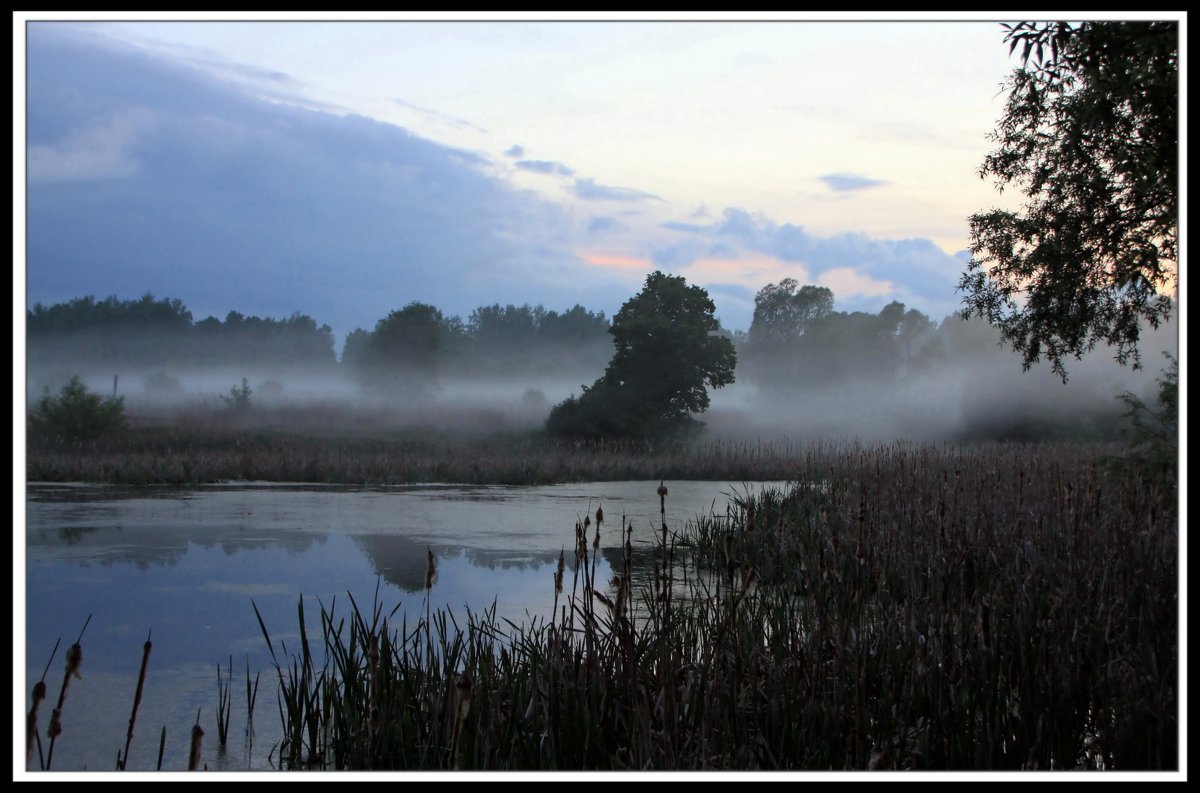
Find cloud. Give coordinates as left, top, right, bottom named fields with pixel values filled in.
left=660, top=220, right=708, bottom=234
left=207, top=59, right=297, bottom=87
left=515, top=159, right=575, bottom=177
left=27, top=108, right=153, bottom=183
left=579, top=252, right=652, bottom=269
left=23, top=26, right=634, bottom=342
left=816, top=267, right=894, bottom=299
left=818, top=172, right=888, bottom=192
left=587, top=216, right=624, bottom=234
left=503, top=144, right=525, bottom=158
left=650, top=207, right=967, bottom=324
left=394, top=98, right=488, bottom=134
left=572, top=178, right=661, bottom=202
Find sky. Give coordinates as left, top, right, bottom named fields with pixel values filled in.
left=13, top=12, right=1181, bottom=347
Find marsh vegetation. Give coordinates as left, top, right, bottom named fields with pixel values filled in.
left=28, top=442, right=1172, bottom=772
left=248, top=443, right=1175, bottom=771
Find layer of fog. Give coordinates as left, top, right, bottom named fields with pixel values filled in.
left=26, top=316, right=1176, bottom=445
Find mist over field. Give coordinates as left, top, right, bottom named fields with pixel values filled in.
left=25, top=292, right=1176, bottom=445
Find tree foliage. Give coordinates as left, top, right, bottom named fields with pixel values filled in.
left=748, top=279, right=834, bottom=349
left=741, top=283, right=938, bottom=388
left=28, top=294, right=337, bottom=373
left=546, top=272, right=736, bottom=439
left=353, top=302, right=464, bottom=394
left=29, top=375, right=128, bottom=443
left=959, top=21, right=1178, bottom=380
left=465, top=303, right=610, bottom=376
left=1113, top=352, right=1178, bottom=489
left=219, top=377, right=253, bottom=411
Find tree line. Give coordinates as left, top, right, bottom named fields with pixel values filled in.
left=26, top=294, right=613, bottom=383
left=739, top=278, right=941, bottom=389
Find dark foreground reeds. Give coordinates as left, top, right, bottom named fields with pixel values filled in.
left=253, top=442, right=1177, bottom=771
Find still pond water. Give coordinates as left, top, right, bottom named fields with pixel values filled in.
left=23, top=480, right=786, bottom=772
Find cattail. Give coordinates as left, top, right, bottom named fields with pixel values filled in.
left=65, top=642, right=83, bottom=680
left=424, top=546, right=438, bottom=590
left=595, top=504, right=604, bottom=527
left=449, top=673, right=473, bottom=769
left=46, top=635, right=86, bottom=770
left=26, top=680, right=47, bottom=765
left=454, top=673, right=473, bottom=723
left=575, top=520, right=587, bottom=560
left=188, top=717, right=204, bottom=771
left=367, top=632, right=381, bottom=733
left=120, top=632, right=153, bottom=770
left=612, top=574, right=628, bottom=620
left=367, top=633, right=380, bottom=673
left=554, top=548, right=565, bottom=595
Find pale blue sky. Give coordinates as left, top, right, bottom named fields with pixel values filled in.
left=16, top=12, right=1179, bottom=343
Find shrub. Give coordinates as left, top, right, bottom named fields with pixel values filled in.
left=1112, top=353, right=1178, bottom=490
left=29, top=375, right=128, bottom=443
left=220, top=378, right=253, bottom=411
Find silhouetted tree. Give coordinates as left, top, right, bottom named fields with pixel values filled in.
left=960, top=21, right=1178, bottom=379
left=340, top=328, right=372, bottom=368
left=547, top=271, right=736, bottom=439
left=357, top=302, right=464, bottom=393
left=749, top=279, right=834, bottom=348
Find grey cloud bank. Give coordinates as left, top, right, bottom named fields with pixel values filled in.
left=24, top=25, right=979, bottom=343
left=24, top=26, right=635, bottom=343
left=658, top=208, right=968, bottom=319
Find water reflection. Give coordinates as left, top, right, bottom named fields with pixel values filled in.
left=23, top=480, right=784, bottom=772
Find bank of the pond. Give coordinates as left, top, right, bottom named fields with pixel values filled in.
left=26, top=430, right=852, bottom=485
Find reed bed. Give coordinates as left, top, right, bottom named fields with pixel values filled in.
left=26, top=429, right=828, bottom=486
left=253, top=442, right=1177, bottom=771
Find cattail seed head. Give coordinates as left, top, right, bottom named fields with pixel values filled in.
left=595, top=505, right=604, bottom=526
left=32, top=681, right=46, bottom=703
left=188, top=722, right=204, bottom=771
left=425, top=546, right=438, bottom=590
left=48, top=708, right=62, bottom=739
left=657, top=481, right=668, bottom=498
left=455, top=674, right=473, bottom=721
left=65, top=643, right=83, bottom=680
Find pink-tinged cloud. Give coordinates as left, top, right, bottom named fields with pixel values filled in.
left=679, top=255, right=812, bottom=291
left=817, top=267, right=894, bottom=298
left=580, top=252, right=654, bottom=269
